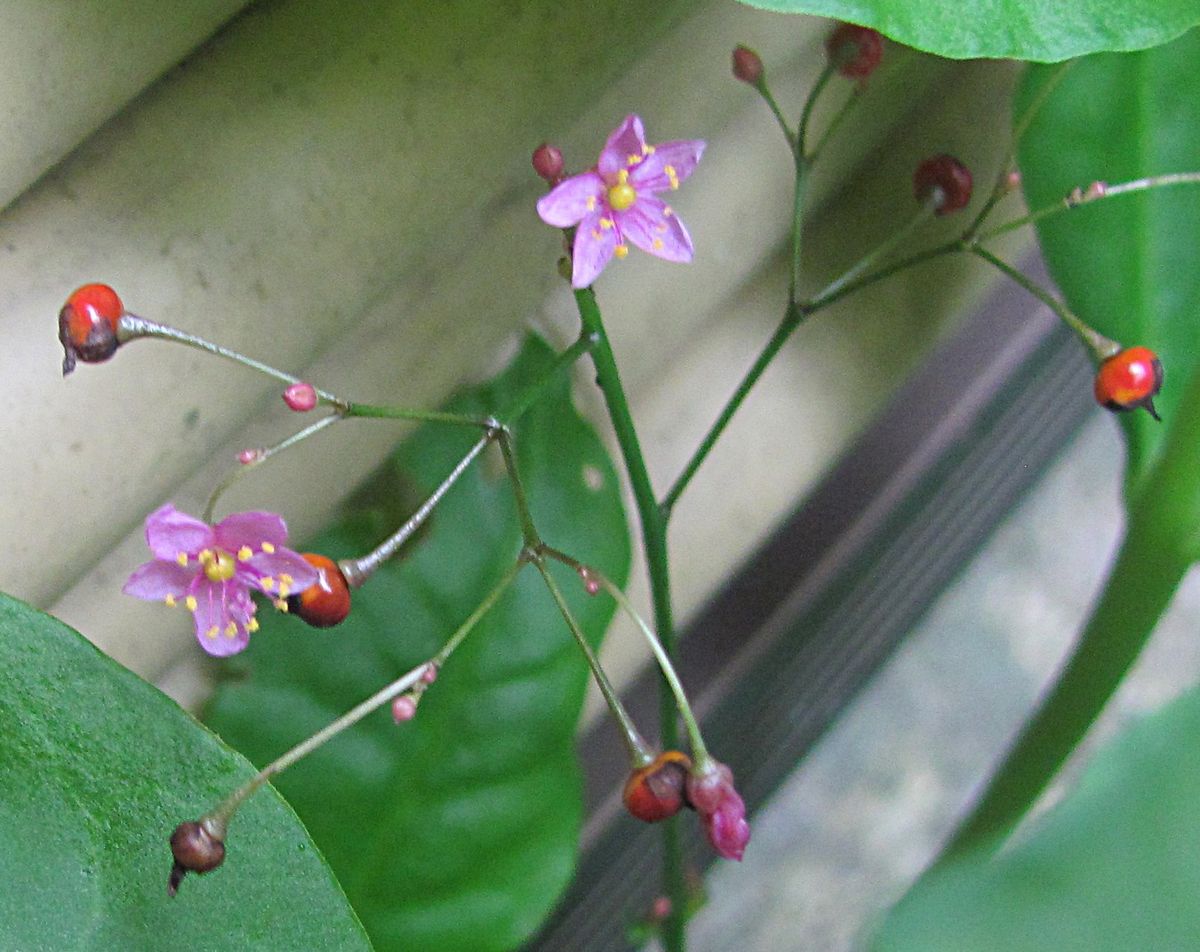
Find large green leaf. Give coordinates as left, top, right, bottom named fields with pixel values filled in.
left=735, top=0, right=1200, bottom=61
left=205, top=337, right=631, bottom=951
left=0, top=593, right=371, bottom=951
left=872, top=681, right=1200, bottom=950
left=1018, top=30, right=1200, bottom=483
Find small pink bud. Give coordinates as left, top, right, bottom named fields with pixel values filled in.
left=421, top=663, right=439, bottom=685
left=651, top=896, right=673, bottom=921
left=237, top=448, right=264, bottom=465
left=532, top=143, right=565, bottom=184
left=391, top=694, right=418, bottom=723
left=686, top=757, right=750, bottom=860
left=282, top=381, right=318, bottom=412
left=731, top=45, right=764, bottom=84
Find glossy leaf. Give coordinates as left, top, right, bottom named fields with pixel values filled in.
left=1018, top=31, right=1200, bottom=483
left=0, top=592, right=371, bottom=951
left=873, top=683, right=1200, bottom=950
left=205, top=337, right=631, bottom=951
left=735, top=0, right=1200, bottom=61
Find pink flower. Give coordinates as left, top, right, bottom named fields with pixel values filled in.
left=537, top=114, right=705, bottom=288
left=686, top=758, right=751, bottom=861
left=123, top=504, right=319, bottom=656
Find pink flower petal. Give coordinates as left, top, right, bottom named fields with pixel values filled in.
left=618, top=198, right=694, bottom=263
left=145, top=504, right=213, bottom=561
left=536, top=172, right=605, bottom=228
left=629, top=139, right=706, bottom=193
left=570, top=213, right=620, bottom=288
left=241, top=548, right=320, bottom=596
left=214, top=510, right=290, bottom=552
left=598, top=115, right=647, bottom=179
left=123, top=560, right=194, bottom=600
left=704, top=793, right=751, bottom=861
left=189, top=579, right=252, bottom=657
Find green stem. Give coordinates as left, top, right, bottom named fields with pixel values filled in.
left=572, top=286, right=686, bottom=952
left=342, top=403, right=490, bottom=429
left=496, top=428, right=541, bottom=549
left=970, top=246, right=1117, bottom=359
left=662, top=299, right=803, bottom=516
left=789, top=159, right=810, bottom=305
left=753, top=78, right=794, bottom=146
left=498, top=330, right=597, bottom=422
left=796, top=65, right=836, bottom=158
left=937, top=354, right=1200, bottom=862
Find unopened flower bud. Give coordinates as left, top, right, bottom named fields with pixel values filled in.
left=237, top=448, right=265, bottom=465
left=914, top=154, right=973, bottom=215
left=420, top=663, right=439, bottom=685
left=578, top=566, right=602, bottom=596
left=623, top=750, right=692, bottom=823
left=826, top=23, right=883, bottom=79
left=532, top=143, right=565, bottom=184
left=58, top=283, right=125, bottom=376
left=282, top=381, right=318, bottom=412
left=167, top=819, right=226, bottom=896
left=731, top=45, right=764, bottom=84
left=686, top=757, right=751, bottom=860
left=287, top=554, right=351, bottom=628
left=391, top=694, right=419, bottom=723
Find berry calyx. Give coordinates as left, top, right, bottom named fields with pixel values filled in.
left=1094, top=346, right=1163, bottom=420
left=532, top=143, right=565, bottom=184
left=913, top=154, right=973, bottom=215
left=623, top=750, right=692, bottom=823
left=287, top=553, right=351, bottom=628
left=826, top=23, right=883, bottom=79
left=731, top=45, right=764, bottom=85
left=58, top=282, right=125, bottom=375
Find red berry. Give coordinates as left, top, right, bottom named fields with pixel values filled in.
left=1094, top=346, right=1163, bottom=420
left=732, top=45, right=764, bottom=84
left=913, top=154, right=973, bottom=215
left=288, top=553, right=351, bottom=628
left=623, top=750, right=692, bottom=823
left=532, top=143, right=564, bottom=184
left=826, top=24, right=883, bottom=79
left=58, top=282, right=124, bottom=375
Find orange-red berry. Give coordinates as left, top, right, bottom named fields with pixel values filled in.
left=914, top=154, right=973, bottom=215
left=623, top=750, right=692, bottom=823
left=288, top=553, right=351, bottom=628
left=58, top=282, right=124, bottom=375
left=1094, top=346, right=1163, bottom=420
left=826, top=24, right=883, bottom=79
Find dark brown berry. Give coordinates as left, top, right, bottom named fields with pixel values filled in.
left=532, top=143, right=564, bottom=184
left=732, top=45, right=764, bottom=84
left=826, top=24, right=883, bottom=79
left=167, top=820, right=226, bottom=896
left=913, top=154, right=973, bottom=215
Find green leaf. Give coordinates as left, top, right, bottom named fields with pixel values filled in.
left=205, top=336, right=631, bottom=952
left=735, top=0, right=1200, bottom=61
left=1018, top=30, right=1200, bottom=483
left=872, top=682, right=1200, bottom=951
left=0, top=593, right=371, bottom=951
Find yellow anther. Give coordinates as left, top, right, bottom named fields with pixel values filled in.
left=176, top=552, right=189, bottom=567
left=164, top=594, right=177, bottom=608
left=275, top=598, right=289, bottom=612
left=224, top=622, right=239, bottom=638
left=599, top=217, right=615, bottom=230
left=665, top=164, right=679, bottom=190
left=614, top=244, right=629, bottom=259
left=261, top=577, right=275, bottom=591
left=238, top=546, right=253, bottom=561
left=653, top=238, right=664, bottom=250
left=643, top=144, right=656, bottom=156
left=626, top=153, right=642, bottom=166
left=261, top=542, right=276, bottom=554
left=248, top=618, right=260, bottom=633
left=586, top=196, right=596, bottom=212
left=205, top=626, right=219, bottom=639
left=185, top=596, right=198, bottom=612
left=663, top=206, right=674, bottom=218
left=280, top=573, right=294, bottom=585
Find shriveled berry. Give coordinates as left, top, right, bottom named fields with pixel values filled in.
left=623, top=750, right=692, bottom=823
left=731, top=45, right=764, bottom=84
left=1094, top=346, right=1163, bottom=420
left=58, top=283, right=124, bottom=375
left=532, top=143, right=565, bottom=184
left=914, top=154, right=973, bottom=215
left=167, top=819, right=225, bottom=896
left=288, top=553, right=351, bottom=627
left=826, top=23, right=883, bottom=79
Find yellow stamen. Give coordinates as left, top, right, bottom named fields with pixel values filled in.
left=248, top=618, right=260, bottom=633
left=643, top=144, right=655, bottom=156
left=663, top=206, right=674, bottom=218
left=599, top=217, right=615, bottom=230
left=653, top=238, right=664, bottom=250
left=238, top=546, right=253, bottom=561
left=665, top=164, right=679, bottom=190
left=261, top=577, right=275, bottom=591
left=586, top=195, right=596, bottom=212
left=205, top=626, right=219, bottom=639
left=261, top=542, right=276, bottom=554
left=164, top=594, right=177, bottom=608
left=614, top=244, right=629, bottom=259
left=185, top=596, right=198, bottom=612
left=176, top=552, right=189, bottom=567
left=275, top=598, right=289, bottom=612
left=224, top=622, right=239, bottom=638
left=626, top=153, right=641, bottom=166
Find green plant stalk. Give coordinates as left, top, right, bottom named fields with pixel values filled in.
left=572, top=286, right=686, bottom=952
left=937, top=360, right=1200, bottom=863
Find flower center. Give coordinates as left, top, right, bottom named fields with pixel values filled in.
left=607, top=170, right=636, bottom=211
left=200, top=548, right=237, bottom=583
